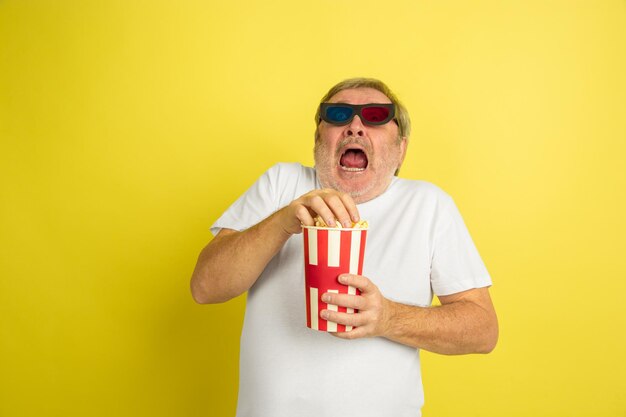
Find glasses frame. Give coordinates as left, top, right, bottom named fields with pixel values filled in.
left=319, top=103, right=396, bottom=126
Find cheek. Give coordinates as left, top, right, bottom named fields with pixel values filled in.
left=319, top=123, right=346, bottom=139
left=317, top=124, right=332, bottom=139
left=315, top=139, right=331, bottom=153
left=316, top=134, right=340, bottom=154
left=314, top=140, right=335, bottom=165
left=375, top=142, right=403, bottom=165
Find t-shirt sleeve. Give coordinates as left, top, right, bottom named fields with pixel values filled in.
left=430, top=195, right=492, bottom=296
left=210, top=165, right=281, bottom=236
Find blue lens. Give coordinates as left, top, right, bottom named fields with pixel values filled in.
left=326, top=106, right=354, bottom=123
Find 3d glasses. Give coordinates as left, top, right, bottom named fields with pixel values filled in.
left=319, top=103, right=396, bottom=126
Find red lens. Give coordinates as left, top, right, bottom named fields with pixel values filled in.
left=361, top=106, right=390, bottom=123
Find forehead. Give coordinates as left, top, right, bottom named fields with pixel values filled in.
left=327, top=87, right=392, bottom=104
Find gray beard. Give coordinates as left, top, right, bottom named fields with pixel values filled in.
left=313, top=159, right=377, bottom=204
left=313, top=137, right=399, bottom=203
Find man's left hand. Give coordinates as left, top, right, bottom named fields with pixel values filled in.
left=320, top=274, right=393, bottom=339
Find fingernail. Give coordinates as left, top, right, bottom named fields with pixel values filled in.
left=321, top=294, right=329, bottom=302
left=338, top=275, right=347, bottom=283
left=320, top=310, right=329, bottom=319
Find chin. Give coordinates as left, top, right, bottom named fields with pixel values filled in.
left=335, top=178, right=377, bottom=204
left=317, top=163, right=392, bottom=203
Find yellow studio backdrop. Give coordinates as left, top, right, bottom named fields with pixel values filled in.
left=1, top=1, right=624, bottom=416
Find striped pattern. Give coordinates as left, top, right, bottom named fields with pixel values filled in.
left=303, top=227, right=367, bottom=332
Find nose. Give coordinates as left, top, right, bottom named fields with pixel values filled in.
left=345, top=115, right=365, bottom=137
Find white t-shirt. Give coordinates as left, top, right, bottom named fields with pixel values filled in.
left=211, top=163, right=492, bottom=417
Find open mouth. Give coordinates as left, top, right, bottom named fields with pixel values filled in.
left=340, top=148, right=368, bottom=172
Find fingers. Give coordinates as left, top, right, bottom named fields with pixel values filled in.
left=294, top=204, right=315, bottom=228
left=331, top=326, right=366, bottom=340
left=321, top=275, right=373, bottom=314
left=307, top=193, right=341, bottom=227
left=338, top=192, right=360, bottom=224
left=299, top=189, right=359, bottom=228
left=337, top=274, right=370, bottom=292
left=281, top=189, right=359, bottom=237
left=321, top=291, right=364, bottom=310
left=321, top=309, right=364, bottom=327
left=319, top=274, right=387, bottom=339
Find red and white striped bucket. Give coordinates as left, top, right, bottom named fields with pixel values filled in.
left=302, top=225, right=368, bottom=332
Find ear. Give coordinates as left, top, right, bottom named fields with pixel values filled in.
left=397, top=136, right=408, bottom=169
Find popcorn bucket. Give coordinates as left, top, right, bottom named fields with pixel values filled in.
left=302, top=225, right=368, bottom=332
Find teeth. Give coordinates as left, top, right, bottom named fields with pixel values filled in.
left=340, top=166, right=365, bottom=172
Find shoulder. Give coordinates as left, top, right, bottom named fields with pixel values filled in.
left=264, top=162, right=313, bottom=179
left=262, top=162, right=316, bottom=188
left=391, top=177, right=454, bottom=205
left=262, top=163, right=317, bottom=205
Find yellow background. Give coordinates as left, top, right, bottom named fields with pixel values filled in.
left=1, top=1, right=625, bottom=416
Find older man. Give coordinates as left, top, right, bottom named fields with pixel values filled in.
left=191, top=78, right=498, bottom=417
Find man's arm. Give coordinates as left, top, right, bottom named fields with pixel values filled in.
left=321, top=274, right=498, bottom=355
left=190, top=189, right=359, bottom=304
left=384, top=287, right=499, bottom=354
left=190, top=211, right=291, bottom=304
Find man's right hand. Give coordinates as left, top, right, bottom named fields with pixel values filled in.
left=279, top=189, right=360, bottom=235
left=191, top=188, right=360, bottom=304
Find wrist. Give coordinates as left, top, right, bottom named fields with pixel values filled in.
left=268, top=207, right=298, bottom=238
left=381, top=298, right=399, bottom=338
left=380, top=300, right=426, bottom=344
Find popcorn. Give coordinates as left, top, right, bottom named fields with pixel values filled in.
left=303, top=216, right=369, bottom=332
left=313, top=216, right=368, bottom=229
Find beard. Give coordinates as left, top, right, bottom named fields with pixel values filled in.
left=313, top=136, right=402, bottom=203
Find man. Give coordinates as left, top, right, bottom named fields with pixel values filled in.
left=191, top=78, right=498, bottom=417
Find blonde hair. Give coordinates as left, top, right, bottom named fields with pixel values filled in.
left=314, top=77, right=411, bottom=142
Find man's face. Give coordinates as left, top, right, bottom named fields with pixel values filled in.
left=314, top=87, right=407, bottom=204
